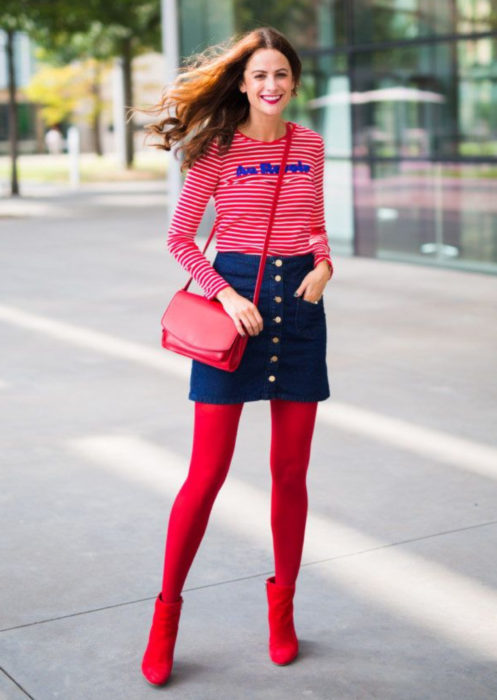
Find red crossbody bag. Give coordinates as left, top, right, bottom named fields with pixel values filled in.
left=161, top=122, right=294, bottom=371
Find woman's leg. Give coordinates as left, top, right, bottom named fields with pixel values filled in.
left=160, top=401, right=244, bottom=603
left=269, top=399, right=318, bottom=587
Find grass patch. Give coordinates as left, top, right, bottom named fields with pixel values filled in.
left=0, top=151, right=167, bottom=184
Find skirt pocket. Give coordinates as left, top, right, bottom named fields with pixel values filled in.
left=295, top=296, right=326, bottom=336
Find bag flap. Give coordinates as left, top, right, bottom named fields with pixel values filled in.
left=161, top=290, right=240, bottom=352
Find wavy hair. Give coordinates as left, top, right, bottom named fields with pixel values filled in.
left=139, top=26, right=301, bottom=171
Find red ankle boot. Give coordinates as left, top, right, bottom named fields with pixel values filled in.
left=141, top=593, right=183, bottom=685
left=265, top=576, right=299, bottom=665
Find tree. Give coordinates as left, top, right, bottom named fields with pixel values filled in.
left=31, top=0, right=161, bottom=167
left=24, top=58, right=111, bottom=155
left=1, top=0, right=161, bottom=187
left=87, top=1, right=161, bottom=167
left=24, top=64, right=81, bottom=127
left=0, top=1, right=91, bottom=195
left=29, top=55, right=112, bottom=156
left=0, top=2, right=28, bottom=195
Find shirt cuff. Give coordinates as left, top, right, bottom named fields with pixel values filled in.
left=314, top=255, right=333, bottom=279
left=206, top=280, right=232, bottom=301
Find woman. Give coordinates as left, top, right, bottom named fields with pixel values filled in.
left=140, top=26, right=333, bottom=686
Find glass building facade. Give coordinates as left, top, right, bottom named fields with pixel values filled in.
left=178, top=0, right=497, bottom=273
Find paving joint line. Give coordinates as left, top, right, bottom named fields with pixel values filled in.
left=301, top=517, right=497, bottom=568
left=0, top=666, right=36, bottom=699
left=1, top=517, right=496, bottom=635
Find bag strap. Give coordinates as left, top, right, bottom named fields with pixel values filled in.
left=183, top=121, right=295, bottom=304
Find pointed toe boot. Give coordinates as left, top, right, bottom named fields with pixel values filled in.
left=141, top=593, right=183, bottom=685
left=265, top=576, right=299, bottom=665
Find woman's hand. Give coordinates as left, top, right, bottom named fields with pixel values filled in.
left=294, top=260, right=332, bottom=302
left=216, top=287, right=263, bottom=337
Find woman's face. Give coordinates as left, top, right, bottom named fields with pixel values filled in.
left=239, top=48, right=295, bottom=119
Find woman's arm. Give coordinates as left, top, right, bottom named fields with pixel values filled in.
left=167, top=139, right=232, bottom=300
left=309, top=136, right=333, bottom=279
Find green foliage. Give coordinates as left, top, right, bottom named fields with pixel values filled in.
left=1, top=1, right=161, bottom=62
left=29, top=0, right=161, bottom=61
left=24, top=63, right=80, bottom=125
left=24, top=58, right=111, bottom=127
left=0, top=0, right=28, bottom=32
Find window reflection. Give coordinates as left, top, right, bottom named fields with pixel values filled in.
left=457, top=0, right=496, bottom=33
left=355, top=162, right=497, bottom=268
left=458, top=37, right=497, bottom=156
left=353, top=0, right=497, bottom=42
left=232, top=0, right=346, bottom=49
left=352, top=38, right=497, bottom=159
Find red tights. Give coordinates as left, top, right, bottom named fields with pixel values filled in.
left=160, top=399, right=318, bottom=603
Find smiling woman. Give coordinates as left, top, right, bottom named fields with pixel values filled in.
left=137, top=27, right=302, bottom=170
left=137, top=26, right=334, bottom=689
left=237, top=51, right=294, bottom=142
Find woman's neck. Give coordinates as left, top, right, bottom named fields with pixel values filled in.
left=237, top=115, right=287, bottom=142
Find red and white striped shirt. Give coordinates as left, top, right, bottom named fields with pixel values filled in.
left=167, top=121, right=333, bottom=300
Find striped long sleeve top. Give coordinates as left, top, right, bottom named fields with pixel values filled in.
left=167, top=121, right=333, bottom=300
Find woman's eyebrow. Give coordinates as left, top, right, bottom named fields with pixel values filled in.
left=250, top=68, right=289, bottom=73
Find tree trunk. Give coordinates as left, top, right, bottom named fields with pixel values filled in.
left=122, top=36, right=134, bottom=168
left=6, top=29, right=19, bottom=196
left=91, top=61, right=103, bottom=156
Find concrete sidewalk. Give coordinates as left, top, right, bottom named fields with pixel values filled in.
left=1, top=182, right=497, bottom=699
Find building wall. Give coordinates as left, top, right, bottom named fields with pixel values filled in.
left=178, top=0, right=497, bottom=273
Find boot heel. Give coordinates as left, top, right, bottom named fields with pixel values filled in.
left=265, top=576, right=299, bottom=665
left=141, top=593, right=183, bottom=685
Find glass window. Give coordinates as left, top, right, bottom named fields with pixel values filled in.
left=353, top=0, right=453, bottom=42
left=352, top=37, right=497, bottom=159
left=298, top=54, right=354, bottom=253
left=458, top=36, right=497, bottom=157
left=356, top=160, right=497, bottom=270
left=315, top=0, right=347, bottom=48
left=179, top=0, right=234, bottom=58
left=353, top=0, right=497, bottom=43
left=457, top=0, right=497, bottom=33
left=176, top=0, right=497, bottom=273
left=232, top=0, right=346, bottom=50
left=298, top=53, right=348, bottom=135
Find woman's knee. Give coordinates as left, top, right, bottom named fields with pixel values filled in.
left=270, top=457, right=309, bottom=490
left=176, top=470, right=227, bottom=512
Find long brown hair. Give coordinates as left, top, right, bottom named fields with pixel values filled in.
left=140, top=26, right=301, bottom=171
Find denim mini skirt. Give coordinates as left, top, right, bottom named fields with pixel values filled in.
left=189, top=251, right=330, bottom=404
